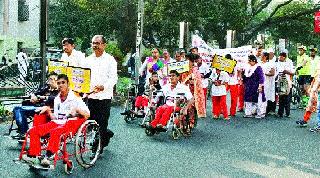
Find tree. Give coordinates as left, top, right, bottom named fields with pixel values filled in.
left=49, top=0, right=320, bottom=50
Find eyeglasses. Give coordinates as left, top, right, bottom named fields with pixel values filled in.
left=91, top=42, right=104, bottom=45
left=57, top=81, right=66, bottom=85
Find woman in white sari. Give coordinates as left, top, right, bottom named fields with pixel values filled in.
left=261, top=52, right=276, bottom=115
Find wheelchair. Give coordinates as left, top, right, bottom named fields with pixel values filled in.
left=145, top=93, right=196, bottom=140
left=121, top=82, right=164, bottom=127
left=17, top=119, right=101, bottom=174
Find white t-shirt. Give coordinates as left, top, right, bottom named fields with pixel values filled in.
left=53, top=90, right=90, bottom=124
left=228, top=64, right=240, bottom=85
left=61, top=49, right=85, bottom=67
left=198, top=62, right=211, bottom=88
left=210, top=69, right=229, bottom=96
left=161, top=83, right=193, bottom=106
left=276, top=59, right=295, bottom=88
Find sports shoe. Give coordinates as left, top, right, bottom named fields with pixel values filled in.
left=310, top=126, right=320, bottom=132
left=243, top=115, right=253, bottom=118
left=224, top=117, right=230, bottom=120
left=40, top=154, right=54, bottom=167
left=238, top=109, right=244, bottom=112
left=22, top=154, right=40, bottom=165
left=255, top=115, right=265, bottom=119
left=213, top=115, right=219, bottom=119
left=296, top=120, right=307, bottom=127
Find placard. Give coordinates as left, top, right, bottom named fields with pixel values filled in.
left=66, top=67, right=91, bottom=93
left=167, top=61, right=190, bottom=73
left=211, top=55, right=237, bottom=74
left=48, top=60, right=68, bottom=74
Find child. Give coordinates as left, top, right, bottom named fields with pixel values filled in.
left=296, top=75, right=319, bottom=126
left=308, top=73, right=320, bottom=132
left=134, top=72, right=161, bottom=115
left=210, top=68, right=229, bottom=120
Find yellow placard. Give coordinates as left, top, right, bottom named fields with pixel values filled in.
left=48, top=60, right=68, bottom=75
left=168, top=61, right=190, bottom=74
left=66, top=67, right=91, bottom=93
left=211, top=55, right=237, bottom=74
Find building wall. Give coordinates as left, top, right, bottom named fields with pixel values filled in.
left=0, top=0, right=40, bottom=61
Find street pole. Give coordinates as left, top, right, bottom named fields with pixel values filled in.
left=135, top=0, right=144, bottom=84
left=40, top=0, right=48, bottom=87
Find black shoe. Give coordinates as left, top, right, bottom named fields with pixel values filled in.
left=296, top=120, right=307, bottom=127
left=276, top=114, right=283, bottom=118
left=310, top=126, right=320, bottom=132
left=155, top=125, right=167, bottom=132
left=238, top=109, right=244, bottom=112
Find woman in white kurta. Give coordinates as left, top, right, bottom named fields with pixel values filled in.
left=261, top=52, right=276, bottom=115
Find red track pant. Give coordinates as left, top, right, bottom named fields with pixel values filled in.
left=303, top=111, right=312, bottom=122
left=150, top=105, right=180, bottom=128
left=211, top=95, right=228, bottom=118
left=135, top=96, right=149, bottom=107
left=238, top=84, right=244, bottom=110
left=229, top=85, right=239, bottom=116
left=28, top=119, right=85, bottom=156
left=32, top=114, right=50, bottom=127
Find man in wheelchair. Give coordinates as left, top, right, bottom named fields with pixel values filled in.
left=12, top=72, right=59, bottom=140
left=146, top=70, right=193, bottom=132
left=134, top=72, right=162, bottom=116
left=22, top=74, right=90, bottom=167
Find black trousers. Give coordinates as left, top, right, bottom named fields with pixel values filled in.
left=278, top=90, right=291, bottom=116
left=88, top=98, right=113, bottom=147
left=266, top=100, right=276, bottom=114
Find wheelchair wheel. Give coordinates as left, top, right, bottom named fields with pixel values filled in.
left=172, top=128, right=180, bottom=140
left=145, top=128, right=155, bottom=136
left=123, top=96, right=135, bottom=123
left=75, top=120, right=101, bottom=169
left=64, top=160, right=74, bottom=174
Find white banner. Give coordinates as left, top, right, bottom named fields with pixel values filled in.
left=192, top=34, right=252, bottom=66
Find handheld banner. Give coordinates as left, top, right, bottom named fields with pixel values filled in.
left=211, top=55, right=237, bottom=74
left=167, top=61, right=190, bottom=73
left=66, top=67, right=91, bottom=93
left=48, top=60, right=68, bottom=74
left=315, top=11, right=320, bottom=33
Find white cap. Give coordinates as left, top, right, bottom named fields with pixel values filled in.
left=268, top=48, right=274, bottom=53
left=281, top=49, right=288, bottom=54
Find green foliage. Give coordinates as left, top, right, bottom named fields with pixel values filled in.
left=105, top=42, right=125, bottom=62
left=115, top=77, right=133, bottom=104
left=49, top=0, right=319, bottom=51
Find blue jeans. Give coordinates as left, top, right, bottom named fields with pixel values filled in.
left=13, top=106, right=36, bottom=134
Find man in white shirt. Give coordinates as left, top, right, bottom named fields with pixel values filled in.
left=82, top=35, right=117, bottom=151
left=61, top=38, right=85, bottom=67
left=276, top=52, right=295, bottom=117
left=22, top=74, right=90, bottom=166
left=16, top=49, right=29, bottom=81
left=148, top=70, right=193, bottom=130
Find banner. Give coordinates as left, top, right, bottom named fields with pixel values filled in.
left=66, top=67, right=91, bottom=93
left=48, top=60, right=68, bottom=74
left=167, top=61, right=189, bottom=73
left=211, top=55, right=237, bottom=74
left=315, top=11, right=320, bottom=33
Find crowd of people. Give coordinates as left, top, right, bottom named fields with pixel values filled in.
left=10, top=35, right=320, bottom=167
left=134, top=45, right=320, bottom=129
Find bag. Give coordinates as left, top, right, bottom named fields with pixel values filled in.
left=278, top=74, right=290, bottom=95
